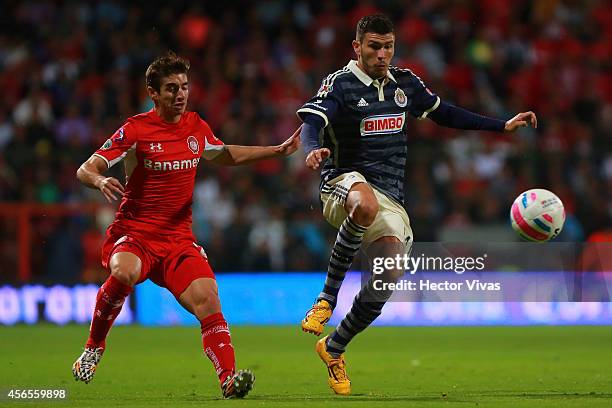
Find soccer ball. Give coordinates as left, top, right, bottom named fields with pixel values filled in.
left=510, top=188, right=565, bottom=242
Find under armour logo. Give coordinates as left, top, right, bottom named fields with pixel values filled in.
left=150, top=143, right=163, bottom=152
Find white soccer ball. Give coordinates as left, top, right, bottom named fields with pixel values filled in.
left=510, top=188, right=565, bottom=242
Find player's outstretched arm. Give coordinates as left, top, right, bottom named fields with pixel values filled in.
left=211, top=126, right=301, bottom=166
left=428, top=101, right=537, bottom=133
left=76, top=155, right=124, bottom=203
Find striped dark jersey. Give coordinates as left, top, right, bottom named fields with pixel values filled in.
left=297, top=60, right=440, bottom=204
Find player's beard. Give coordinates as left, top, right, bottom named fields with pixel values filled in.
left=360, top=50, right=389, bottom=79
left=365, top=61, right=388, bottom=80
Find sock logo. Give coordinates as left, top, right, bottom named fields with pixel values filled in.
left=100, top=289, right=126, bottom=307
left=201, top=324, right=230, bottom=338
left=204, top=347, right=221, bottom=373
left=218, top=342, right=234, bottom=349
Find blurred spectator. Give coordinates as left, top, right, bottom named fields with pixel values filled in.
left=13, top=87, right=54, bottom=128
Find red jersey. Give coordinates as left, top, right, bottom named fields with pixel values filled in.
left=94, top=110, right=224, bottom=237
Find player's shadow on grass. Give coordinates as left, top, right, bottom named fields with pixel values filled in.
left=234, top=394, right=458, bottom=402
left=186, top=391, right=612, bottom=403
left=187, top=394, right=452, bottom=403
left=471, top=391, right=612, bottom=399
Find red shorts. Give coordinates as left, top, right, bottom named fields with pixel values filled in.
left=101, top=229, right=215, bottom=298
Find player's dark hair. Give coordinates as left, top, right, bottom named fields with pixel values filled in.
left=356, top=14, right=394, bottom=42
left=145, top=51, right=190, bottom=92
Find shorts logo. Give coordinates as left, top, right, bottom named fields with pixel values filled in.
left=187, top=135, right=199, bottom=154
left=360, top=113, right=405, bottom=135
left=101, top=139, right=112, bottom=150
left=394, top=88, right=407, bottom=107
left=193, top=242, right=208, bottom=259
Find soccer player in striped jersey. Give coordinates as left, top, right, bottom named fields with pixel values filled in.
left=71, top=52, right=300, bottom=398
left=297, top=14, right=537, bottom=395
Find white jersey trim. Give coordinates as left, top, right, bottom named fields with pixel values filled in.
left=419, top=96, right=441, bottom=120
left=93, top=153, right=110, bottom=169
left=202, top=138, right=225, bottom=160
left=96, top=143, right=137, bottom=168
left=349, top=60, right=397, bottom=86
left=297, top=108, right=329, bottom=127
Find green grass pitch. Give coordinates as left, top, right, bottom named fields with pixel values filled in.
left=1, top=325, right=611, bottom=407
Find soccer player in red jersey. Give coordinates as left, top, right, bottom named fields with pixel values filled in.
left=71, top=52, right=300, bottom=398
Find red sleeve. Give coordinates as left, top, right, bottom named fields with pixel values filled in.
left=198, top=116, right=225, bottom=161
left=94, top=120, right=138, bottom=168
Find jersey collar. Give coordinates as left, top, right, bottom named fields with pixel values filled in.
left=347, top=60, right=397, bottom=86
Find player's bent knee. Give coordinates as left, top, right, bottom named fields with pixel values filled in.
left=182, top=279, right=222, bottom=320
left=192, top=293, right=221, bottom=320
left=352, top=198, right=379, bottom=226
left=110, top=265, right=141, bottom=287
left=109, top=252, right=142, bottom=286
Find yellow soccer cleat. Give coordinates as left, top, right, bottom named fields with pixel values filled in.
left=316, top=336, right=351, bottom=396
left=301, top=299, right=332, bottom=336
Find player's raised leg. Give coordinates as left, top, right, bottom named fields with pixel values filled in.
left=72, top=251, right=141, bottom=383
left=302, top=180, right=377, bottom=336
left=177, top=267, right=254, bottom=399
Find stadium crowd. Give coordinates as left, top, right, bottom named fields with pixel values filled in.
left=0, top=0, right=610, bottom=282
